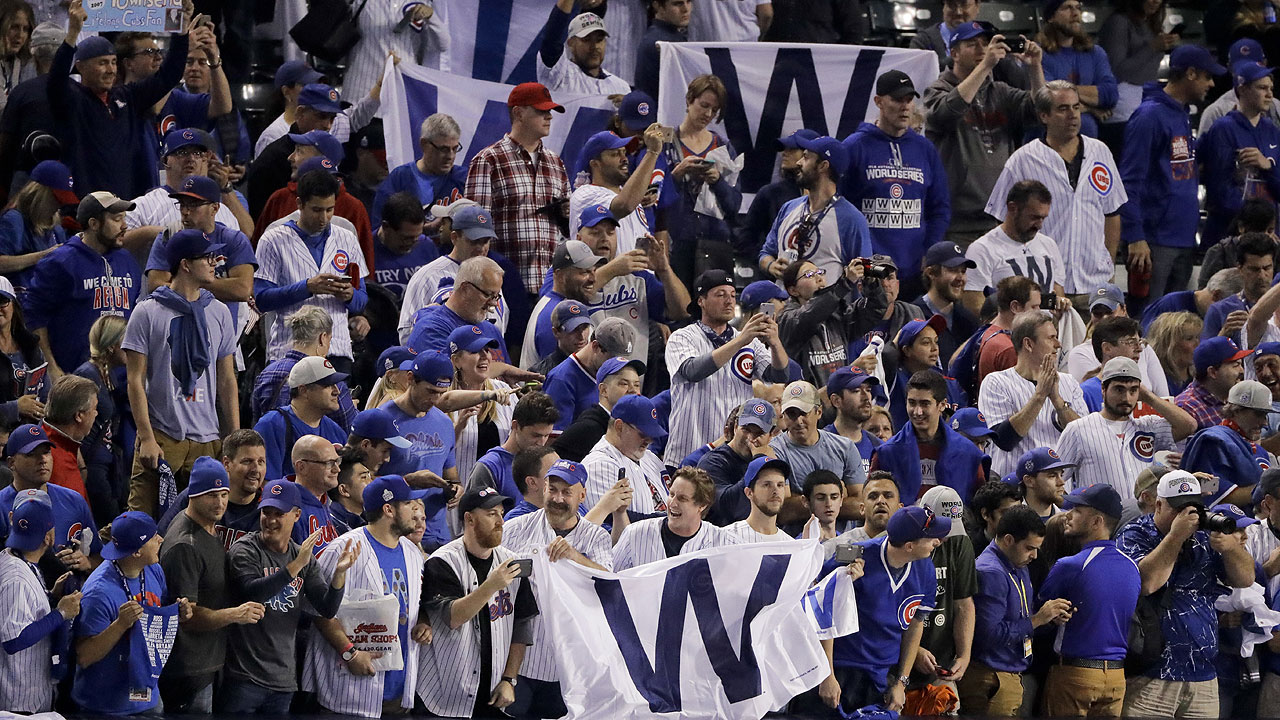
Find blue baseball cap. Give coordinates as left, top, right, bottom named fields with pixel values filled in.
left=274, top=60, right=323, bottom=88
left=826, top=366, right=881, bottom=395
left=552, top=299, right=592, bottom=332
left=1231, top=38, right=1266, bottom=65
left=188, top=456, right=230, bottom=498
left=451, top=205, right=497, bottom=241
left=288, top=130, right=345, bottom=164
left=1063, top=484, right=1123, bottom=519
left=1016, top=447, right=1075, bottom=479
left=449, top=324, right=499, bottom=354
left=578, top=131, right=630, bottom=176
left=922, top=241, right=976, bottom=269
left=1171, top=45, right=1228, bottom=75
left=5, top=423, right=51, bottom=457
left=1234, top=60, right=1275, bottom=87
left=168, top=174, right=222, bottom=205
left=378, top=346, right=415, bottom=377
left=1256, top=342, right=1280, bottom=359
left=886, top=505, right=951, bottom=544
left=738, top=398, right=776, bottom=431
left=596, top=356, right=646, bottom=384
left=950, top=407, right=995, bottom=439
left=298, top=156, right=340, bottom=177
left=777, top=128, right=820, bottom=151
left=895, top=315, right=947, bottom=349
left=1194, top=336, right=1252, bottom=374
left=546, top=458, right=587, bottom=486
left=1211, top=503, right=1260, bottom=529
left=403, top=350, right=455, bottom=388
left=949, top=20, right=997, bottom=46
left=577, top=203, right=617, bottom=229
left=352, top=407, right=412, bottom=449
left=743, top=455, right=790, bottom=489
left=297, top=83, right=350, bottom=113
left=610, top=394, right=667, bottom=439
left=1089, top=284, right=1125, bottom=312
left=30, top=160, right=78, bottom=205
left=162, top=128, right=215, bottom=157
left=363, top=474, right=428, bottom=513
left=796, top=134, right=850, bottom=176
left=165, top=229, right=225, bottom=263
left=7, top=498, right=54, bottom=551
left=259, top=478, right=301, bottom=512
left=740, top=280, right=788, bottom=309
left=619, top=91, right=657, bottom=133
left=74, top=35, right=114, bottom=63
left=11, top=488, right=51, bottom=511
left=101, top=511, right=158, bottom=561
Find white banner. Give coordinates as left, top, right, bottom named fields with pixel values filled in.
left=533, top=539, right=830, bottom=720
left=432, top=0, right=557, bottom=84
left=380, top=58, right=616, bottom=183
left=801, top=565, right=860, bottom=641
left=657, top=42, right=940, bottom=196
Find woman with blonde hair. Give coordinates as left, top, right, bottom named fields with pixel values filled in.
left=72, top=313, right=130, bottom=524
left=0, top=159, right=74, bottom=288
left=448, top=332, right=516, bottom=488
left=1147, top=311, right=1202, bottom=396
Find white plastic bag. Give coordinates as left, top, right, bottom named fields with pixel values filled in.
left=337, top=593, right=404, bottom=671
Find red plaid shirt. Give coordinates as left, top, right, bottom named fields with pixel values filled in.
left=465, top=135, right=570, bottom=292
left=1175, top=380, right=1225, bottom=431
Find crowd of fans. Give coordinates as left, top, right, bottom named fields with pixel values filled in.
left=3, top=0, right=1280, bottom=717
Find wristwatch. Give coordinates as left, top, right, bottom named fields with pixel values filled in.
left=341, top=644, right=358, bottom=662
left=501, top=676, right=518, bottom=688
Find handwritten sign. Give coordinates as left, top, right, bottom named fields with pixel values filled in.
left=84, top=0, right=184, bottom=32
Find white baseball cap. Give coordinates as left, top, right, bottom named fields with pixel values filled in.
left=568, top=12, right=608, bottom=39
left=1099, top=357, right=1141, bottom=384
left=1156, top=470, right=1202, bottom=509
left=1228, top=379, right=1277, bottom=413
left=288, top=356, right=349, bottom=389
left=429, top=198, right=479, bottom=220
left=919, top=486, right=966, bottom=538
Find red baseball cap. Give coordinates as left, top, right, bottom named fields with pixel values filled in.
left=507, top=82, right=565, bottom=113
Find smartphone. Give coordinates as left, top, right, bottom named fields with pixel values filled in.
left=617, top=468, right=627, bottom=483
left=759, top=302, right=775, bottom=318
left=637, top=235, right=652, bottom=254
left=510, top=558, right=533, bottom=578
left=658, top=124, right=676, bottom=144
left=1004, top=35, right=1027, bottom=54
left=834, top=543, right=863, bottom=564
left=936, top=667, right=953, bottom=678
left=1169, top=22, right=1186, bottom=35
left=347, top=264, right=359, bottom=288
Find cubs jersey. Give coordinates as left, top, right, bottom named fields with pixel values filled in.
left=612, top=518, right=739, bottom=571
left=397, top=255, right=509, bottom=342
left=569, top=183, right=653, bottom=255
left=725, top=520, right=796, bottom=544
left=978, top=368, right=1087, bottom=479
left=1055, top=412, right=1176, bottom=501
left=0, top=551, right=56, bottom=712
left=582, top=438, right=671, bottom=516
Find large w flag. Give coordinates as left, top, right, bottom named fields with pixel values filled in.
left=533, top=539, right=830, bottom=720
left=434, top=0, right=557, bottom=84
left=657, top=43, right=940, bottom=196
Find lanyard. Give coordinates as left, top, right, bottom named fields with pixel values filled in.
left=1007, top=571, right=1029, bottom=617
left=112, top=561, right=147, bottom=604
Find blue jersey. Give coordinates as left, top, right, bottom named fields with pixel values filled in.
left=1038, top=540, right=1141, bottom=661
left=378, top=400, right=456, bottom=547
left=253, top=406, right=348, bottom=481
left=146, top=223, right=257, bottom=327
left=527, top=288, right=568, bottom=361
left=291, top=481, right=339, bottom=555
left=371, top=163, right=467, bottom=229
left=0, top=483, right=100, bottom=556
left=0, top=208, right=65, bottom=291
left=827, top=536, right=936, bottom=691
left=405, top=304, right=510, bottom=362
left=73, top=561, right=167, bottom=714
left=475, top=446, right=522, bottom=505
left=543, top=354, right=598, bottom=433
left=1182, top=423, right=1269, bottom=505
left=1140, top=289, right=1198, bottom=332
left=372, top=236, right=439, bottom=301
left=366, top=528, right=410, bottom=700
left=158, top=88, right=253, bottom=164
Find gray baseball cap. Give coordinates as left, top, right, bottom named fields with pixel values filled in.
left=592, top=317, right=635, bottom=357
left=1099, top=357, right=1141, bottom=383
left=553, top=239, right=606, bottom=271
left=1228, top=379, right=1277, bottom=413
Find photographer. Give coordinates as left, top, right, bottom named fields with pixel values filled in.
left=846, top=255, right=928, bottom=371
left=1116, top=470, right=1254, bottom=716
left=776, top=258, right=884, bottom=388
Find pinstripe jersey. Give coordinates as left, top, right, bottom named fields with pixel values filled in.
left=978, top=367, right=1087, bottom=479
left=397, top=256, right=509, bottom=341
left=124, top=185, right=242, bottom=232
left=501, top=509, right=613, bottom=681
left=536, top=44, right=631, bottom=97
left=1246, top=519, right=1280, bottom=597
left=256, top=222, right=365, bottom=361
left=984, top=137, right=1128, bottom=294
left=664, top=323, right=774, bottom=464
left=344, top=2, right=449, bottom=104
left=964, top=226, right=1066, bottom=296
left=582, top=438, right=671, bottom=516
left=0, top=551, right=55, bottom=712
left=569, top=184, right=650, bottom=255
left=1055, top=411, right=1176, bottom=501
left=450, top=381, right=515, bottom=494
left=725, top=520, right=796, bottom=544
left=689, top=0, right=769, bottom=42
left=600, top=0, right=644, bottom=85
left=301, top=527, right=424, bottom=718
left=612, top=517, right=740, bottom=571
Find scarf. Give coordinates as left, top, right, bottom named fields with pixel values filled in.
left=150, top=286, right=214, bottom=397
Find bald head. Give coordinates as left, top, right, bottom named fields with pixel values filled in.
left=292, top=434, right=337, bottom=464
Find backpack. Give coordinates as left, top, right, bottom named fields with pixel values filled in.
left=1125, top=587, right=1171, bottom=677
left=947, top=323, right=1008, bottom=400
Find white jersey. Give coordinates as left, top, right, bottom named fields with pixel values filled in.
left=450, top=381, right=515, bottom=502
left=612, top=517, right=740, bottom=571
left=301, top=527, right=424, bottom=718
left=688, top=0, right=769, bottom=42
left=125, top=185, right=241, bottom=232
left=1246, top=518, right=1280, bottom=598
left=397, top=255, right=509, bottom=341
left=569, top=183, right=651, bottom=254
left=256, top=221, right=366, bottom=361
left=536, top=47, right=631, bottom=98
left=582, top=438, right=671, bottom=516
left=342, top=3, right=448, bottom=103
left=600, top=0, right=644, bottom=84
left=978, top=367, right=1088, bottom=478
left=725, top=519, right=795, bottom=544
left=1055, top=412, right=1176, bottom=501
left=984, top=137, right=1128, bottom=294
left=0, top=552, right=54, bottom=712
left=1064, top=343, right=1170, bottom=397
left=520, top=272, right=656, bottom=370
left=501, top=509, right=613, bottom=682
left=665, top=323, right=774, bottom=464
left=964, top=226, right=1066, bottom=296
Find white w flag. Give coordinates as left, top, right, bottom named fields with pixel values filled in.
left=802, top=565, right=861, bottom=641
left=533, top=539, right=829, bottom=720
left=432, top=0, right=557, bottom=84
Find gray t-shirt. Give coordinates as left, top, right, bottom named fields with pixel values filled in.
left=770, top=431, right=865, bottom=493
left=159, top=512, right=231, bottom=678
left=121, top=292, right=235, bottom=442
left=226, top=531, right=343, bottom=692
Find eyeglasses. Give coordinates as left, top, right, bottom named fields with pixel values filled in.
left=427, top=140, right=463, bottom=154
left=465, top=280, right=501, bottom=302
left=1118, top=337, right=1148, bottom=350
left=297, top=458, right=341, bottom=470
left=130, top=48, right=163, bottom=59
left=800, top=268, right=826, bottom=280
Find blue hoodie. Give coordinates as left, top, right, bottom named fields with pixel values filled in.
left=1118, top=83, right=1200, bottom=248
left=840, top=122, right=951, bottom=278
left=1197, top=110, right=1280, bottom=245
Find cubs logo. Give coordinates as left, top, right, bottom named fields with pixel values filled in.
left=752, top=403, right=766, bottom=416
left=897, top=594, right=925, bottom=630
left=1259, top=455, right=1271, bottom=471
left=329, top=89, right=339, bottom=102
left=319, top=158, right=335, bottom=171
left=1177, top=481, right=1195, bottom=494
left=159, top=115, right=178, bottom=137
left=637, top=102, right=651, bottom=115
left=270, top=484, right=283, bottom=495
left=28, top=426, right=39, bottom=437
left=214, top=478, right=223, bottom=487
left=629, top=307, right=639, bottom=319
left=16, top=518, right=28, bottom=530
left=651, top=408, right=659, bottom=420
left=332, top=250, right=349, bottom=272
left=730, top=347, right=755, bottom=383
left=1047, top=449, right=1061, bottom=460
left=889, top=183, right=904, bottom=200
left=1129, top=432, right=1155, bottom=461
left=471, top=326, right=483, bottom=335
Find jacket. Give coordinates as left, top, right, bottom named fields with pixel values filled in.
left=872, top=420, right=986, bottom=503
left=1118, top=83, right=1200, bottom=248
left=1197, top=110, right=1280, bottom=245
left=972, top=541, right=1036, bottom=673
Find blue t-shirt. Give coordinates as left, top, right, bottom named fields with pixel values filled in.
left=372, top=236, right=439, bottom=300
left=366, top=528, right=410, bottom=700
left=405, top=304, right=510, bottom=363
left=73, top=561, right=168, bottom=714
left=476, top=446, right=522, bottom=505
left=378, top=400, right=456, bottom=547
left=543, top=354, right=599, bottom=433
left=145, top=223, right=258, bottom=326
left=1081, top=376, right=1103, bottom=413
left=0, top=483, right=101, bottom=555
left=371, top=163, right=467, bottom=229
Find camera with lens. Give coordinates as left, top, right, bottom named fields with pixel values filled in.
left=859, top=257, right=895, bottom=280
left=1199, top=508, right=1239, bottom=533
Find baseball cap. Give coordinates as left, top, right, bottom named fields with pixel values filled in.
left=950, top=407, right=995, bottom=439
left=1089, top=284, right=1125, bottom=312
left=1134, top=466, right=1168, bottom=499
left=895, top=315, right=947, bottom=349
left=577, top=203, right=618, bottom=230
left=1256, top=342, right=1280, bottom=359
left=1261, top=468, right=1280, bottom=499
left=1229, top=379, right=1277, bottom=412
left=6, top=499, right=54, bottom=551
left=351, top=407, right=412, bottom=448
left=363, top=474, right=429, bottom=512
left=919, top=486, right=966, bottom=538
left=449, top=324, right=499, bottom=354
left=596, top=356, right=646, bottom=384
left=430, top=198, right=480, bottom=220
left=689, top=269, right=734, bottom=317
left=740, top=280, right=788, bottom=309
left=553, top=239, right=606, bottom=271
left=552, top=299, right=592, bottom=332
left=168, top=175, right=222, bottom=205
left=404, top=350, right=455, bottom=388
left=187, top=456, right=230, bottom=498
left=922, top=241, right=976, bottom=269
left=458, top=486, right=508, bottom=514
left=776, top=128, right=820, bottom=151
left=546, top=458, right=587, bottom=486
left=288, top=356, right=349, bottom=388
left=275, top=60, right=324, bottom=88
left=1062, top=484, right=1123, bottom=519
left=876, top=69, right=919, bottom=99
left=1170, top=45, right=1228, bottom=75
left=743, top=455, right=790, bottom=489
left=796, top=134, right=850, bottom=176
left=288, top=130, right=345, bottom=164
left=886, top=505, right=952, bottom=545
left=258, top=478, right=301, bottom=512
left=610, top=394, right=667, bottom=439
left=74, top=35, right=114, bottom=63
left=29, top=22, right=63, bottom=50
left=451, top=205, right=497, bottom=241
left=507, top=82, right=564, bottom=112
left=1156, top=469, right=1203, bottom=509
left=76, top=191, right=135, bottom=226
left=11, top=488, right=50, bottom=512
left=619, top=91, right=657, bottom=133
left=101, top=511, right=158, bottom=561
left=568, top=11, right=608, bottom=38
left=0, top=276, right=15, bottom=302
left=297, top=83, right=350, bottom=113
left=827, top=366, right=881, bottom=396
left=377, top=346, right=415, bottom=377
left=299, top=156, right=340, bottom=177
left=949, top=20, right=997, bottom=46
left=781, top=380, right=822, bottom=414
left=164, top=230, right=225, bottom=265
left=1231, top=38, right=1266, bottom=65
left=162, top=127, right=215, bottom=157
left=1212, top=503, right=1259, bottom=530
left=593, top=317, right=635, bottom=357
left=577, top=132, right=630, bottom=177
left=1099, top=356, right=1142, bottom=383
left=738, top=398, right=776, bottom=431
left=1234, top=60, right=1275, bottom=87
left=5, top=423, right=51, bottom=457
left=30, top=160, right=77, bottom=205
left=1194, top=336, right=1252, bottom=374
left=1016, top=447, right=1075, bottom=478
